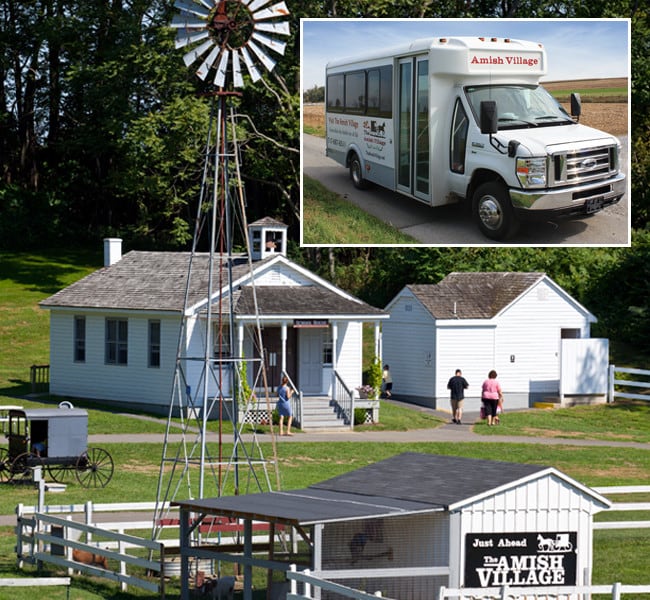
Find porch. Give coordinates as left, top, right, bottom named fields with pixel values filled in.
left=238, top=372, right=380, bottom=431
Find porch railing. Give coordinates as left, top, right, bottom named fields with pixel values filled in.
left=332, top=370, right=354, bottom=431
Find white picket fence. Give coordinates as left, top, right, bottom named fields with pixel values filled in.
left=608, top=365, right=650, bottom=402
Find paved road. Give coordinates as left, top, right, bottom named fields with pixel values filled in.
left=302, top=134, right=630, bottom=246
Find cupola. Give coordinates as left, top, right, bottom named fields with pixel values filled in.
left=248, top=217, right=288, bottom=260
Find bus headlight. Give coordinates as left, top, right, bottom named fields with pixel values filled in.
left=516, top=157, right=547, bottom=188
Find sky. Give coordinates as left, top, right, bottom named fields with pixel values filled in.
left=300, top=19, right=630, bottom=91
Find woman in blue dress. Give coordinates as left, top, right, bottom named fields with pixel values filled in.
left=277, top=376, right=293, bottom=436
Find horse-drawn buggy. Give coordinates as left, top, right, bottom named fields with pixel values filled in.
left=0, top=405, right=114, bottom=488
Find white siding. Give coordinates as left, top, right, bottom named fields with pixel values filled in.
left=332, top=321, right=362, bottom=393
left=383, top=291, right=436, bottom=401
left=493, top=279, right=590, bottom=397
left=560, top=338, right=609, bottom=396
left=49, top=311, right=178, bottom=410
left=435, top=325, right=496, bottom=400
left=252, top=263, right=314, bottom=287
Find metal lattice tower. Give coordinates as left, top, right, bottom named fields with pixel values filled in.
left=152, top=0, right=290, bottom=541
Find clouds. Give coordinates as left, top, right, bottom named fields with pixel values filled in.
left=301, top=19, right=629, bottom=90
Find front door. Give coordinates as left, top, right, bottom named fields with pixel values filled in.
left=397, top=55, right=430, bottom=201
left=298, top=329, right=323, bottom=394
left=254, top=327, right=296, bottom=391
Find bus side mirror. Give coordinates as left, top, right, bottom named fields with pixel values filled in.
left=570, top=93, right=581, bottom=120
left=480, top=101, right=498, bottom=134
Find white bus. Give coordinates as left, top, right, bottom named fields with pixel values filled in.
left=325, top=36, right=626, bottom=240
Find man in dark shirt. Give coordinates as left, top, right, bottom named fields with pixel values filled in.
left=447, top=369, right=469, bottom=424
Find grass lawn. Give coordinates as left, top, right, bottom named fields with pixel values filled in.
left=302, top=176, right=418, bottom=245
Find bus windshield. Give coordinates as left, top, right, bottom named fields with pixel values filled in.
left=465, top=84, right=573, bottom=129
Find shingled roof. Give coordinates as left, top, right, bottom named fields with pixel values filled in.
left=407, top=272, right=547, bottom=319
left=40, top=250, right=384, bottom=318
left=39, top=251, right=255, bottom=311
left=174, top=453, right=609, bottom=527
left=234, top=285, right=384, bottom=317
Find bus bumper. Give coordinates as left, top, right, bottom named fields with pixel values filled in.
left=509, top=172, right=626, bottom=218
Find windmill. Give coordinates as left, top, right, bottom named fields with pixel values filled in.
left=152, top=0, right=290, bottom=543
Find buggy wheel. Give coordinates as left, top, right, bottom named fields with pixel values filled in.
left=48, top=463, right=74, bottom=484
left=76, top=447, right=114, bottom=488
left=0, top=448, right=11, bottom=482
left=11, top=452, right=43, bottom=484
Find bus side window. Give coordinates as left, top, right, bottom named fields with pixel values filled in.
left=327, top=74, right=344, bottom=111
left=450, top=98, right=469, bottom=174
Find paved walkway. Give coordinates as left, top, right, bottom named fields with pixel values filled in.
left=89, top=405, right=649, bottom=449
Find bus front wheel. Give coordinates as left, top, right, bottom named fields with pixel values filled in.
left=349, top=153, right=368, bottom=190
left=472, top=181, right=519, bottom=241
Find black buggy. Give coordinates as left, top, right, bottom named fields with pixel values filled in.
left=0, top=405, right=114, bottom=488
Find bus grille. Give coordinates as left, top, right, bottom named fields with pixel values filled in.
left=553, top=145, right=617, bottom=186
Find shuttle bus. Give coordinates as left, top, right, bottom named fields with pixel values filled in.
left=325, top=36, right=626, bottom=240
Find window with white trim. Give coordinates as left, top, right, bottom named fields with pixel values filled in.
left=148, top=320, right=161, bottom=368
left=105, top=318, right=128, bottom=365
left=74, top=316, right=86, bottom=362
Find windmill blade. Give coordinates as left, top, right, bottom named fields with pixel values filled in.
left=175, top=29, right=210, bottom=50
left=247, top=0, right=272, bottom=10
left=170, top=14, right=207, bottom=29
left=232, top=50, right=244, bottom=88
left=174, top=0, right=210, bottom=18
left=252, top=31, right=286, bottom=55
left=183, top=38, right=214, bottom=67
left=196, top=44, right=222, bottom=80
left=255, top=21, right=290, bottom=36
left=247, top=39, right=276, bottom=72
left=240, top=46, right=262, bottom=82
left=213, top=50, right=230, bottom=87
left=253, top=1, right=289, bottom=21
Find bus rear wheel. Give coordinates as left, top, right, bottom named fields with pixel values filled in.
left=349, top=153, right=368, bottom=190
left=472, top=181, right=519, bottom=241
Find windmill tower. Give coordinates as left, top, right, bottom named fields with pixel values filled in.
left=152, top=0, right=290, bottom=541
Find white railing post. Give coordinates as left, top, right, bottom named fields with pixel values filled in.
left=290, top=564, right=298, bottom=595
left=608, top=364, right=615, bottom=403
left=612, top=581, right=622, bottom=600
left=304, top=568, right=311, bottom=598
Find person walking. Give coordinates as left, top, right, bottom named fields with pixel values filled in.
left=277, top=376, right=294, bottom=436
left=447, top=369, right=469, bottom=424
left=481, top=370, right=503, bottom=426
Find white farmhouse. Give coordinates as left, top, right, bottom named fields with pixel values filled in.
left=383, top=272, right=608, bottom=410
left=39, top=218, right=387, bottom=425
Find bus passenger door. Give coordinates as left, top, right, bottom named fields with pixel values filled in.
left=397, top=56, right=430, bottom=201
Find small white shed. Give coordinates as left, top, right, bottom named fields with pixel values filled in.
left=175, top=453, right=610, bottom=600
left=383, top=272, right=608, bottom=409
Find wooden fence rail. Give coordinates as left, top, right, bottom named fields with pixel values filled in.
left=609, top=365, right=650, bottom=402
